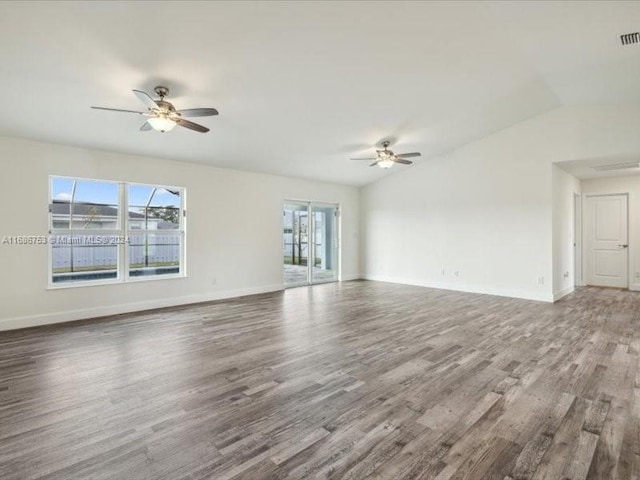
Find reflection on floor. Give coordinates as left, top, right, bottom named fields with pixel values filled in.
left=284, top=264, right=336, bottom=285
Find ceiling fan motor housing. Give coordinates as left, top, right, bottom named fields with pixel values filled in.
left=155, top=100, right=176, bottom=114
left=154, top=85, right=170, bottom=98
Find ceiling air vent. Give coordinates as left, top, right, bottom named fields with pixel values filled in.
left=593, top=162, right=640, bottom=172
left=621, top=32, right=640, bottom=45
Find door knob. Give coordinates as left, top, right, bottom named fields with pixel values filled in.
left=619, top=244, right=629, bottom=248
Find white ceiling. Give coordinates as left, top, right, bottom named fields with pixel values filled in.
left=0, top=1, right=638, bottom=186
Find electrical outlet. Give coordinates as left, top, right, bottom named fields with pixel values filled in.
left=538, top=276, right=545, bottom=285
left=563, top=271, right=569, bottom=279
left=441, top=269, right=446, bottom=276
left=454, top=271, right=460, bottom=277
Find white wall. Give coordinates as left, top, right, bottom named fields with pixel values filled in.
left=551, top=165, right=581, bottom=300
left=361, top=104, right=640, bottom=302
left=581, top=175, right=640, bottom=292
left=360, top=124, right=553, bottom=302
left=0, top=136, right=360, bottom=330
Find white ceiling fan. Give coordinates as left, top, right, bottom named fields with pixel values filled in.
left=91, top=86, right=218, bottom=133
left=351, top=141, right=421, bottom=169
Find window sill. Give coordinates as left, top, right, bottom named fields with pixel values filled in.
left=47, top=274, right=187, bottom=290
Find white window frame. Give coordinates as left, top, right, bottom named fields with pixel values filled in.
left=48, top=175, right=186, bottom=289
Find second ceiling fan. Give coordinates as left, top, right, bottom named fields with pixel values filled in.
left=351, top=141, right=421, bottom=169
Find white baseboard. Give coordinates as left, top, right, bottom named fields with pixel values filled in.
left=0, top=284, right=285, bottom=332
left=362, top=274, right=554, bottom=303
left=553, top=286, right=575, bottom=302
left=629, top=283, right=640, bottom=292
left=341, top=273, right=363, bottom=281
left=0, top=275, right=556, bottom=332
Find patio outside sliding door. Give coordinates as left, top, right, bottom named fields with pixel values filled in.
left=283, top=201, right=339, bottom=287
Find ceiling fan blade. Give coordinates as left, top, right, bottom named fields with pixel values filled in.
left=175, top=118, right=209, bottom=133
left=140, top=122, right=152, bottom=131
left=350, top=157, right=378, bottom=161
left=394, top=158, right=413, bottom=165
left=369, top=161, right=380, bottom=167
left=91, top=106, right=146, bottom=115
left=396, top=152, right=421, bottom=158
left=133, top=89, right=159, bottom=110
left=177, top=108, right=219, bottom=117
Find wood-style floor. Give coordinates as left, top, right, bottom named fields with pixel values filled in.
left=0, top=281, right=638, bottom=480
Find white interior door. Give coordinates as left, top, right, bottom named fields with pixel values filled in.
left=585, top=194, right=628, bottom=288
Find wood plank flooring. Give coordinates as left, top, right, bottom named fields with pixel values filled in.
left=0, top=281, right=638, bottom=479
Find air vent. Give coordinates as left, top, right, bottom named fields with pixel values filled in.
left=593, top=162, right=640, bottom=172
left=621, top=32, right=640, bottom=45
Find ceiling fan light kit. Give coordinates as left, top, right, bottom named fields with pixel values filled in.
left=91, top=85, right=218, bottom=134
left=147, top=115, right=176, bottom=132
left=350, top=140, right=421, bottom=169
left=378, top=158, right=395, bottom=169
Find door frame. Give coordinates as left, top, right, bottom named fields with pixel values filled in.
left=582, top=192, right=629, bottom=289
left=283, top=200, right=312, bottom=287
left=283, top=199, right=341, bottom=287
left=574, top=193, right=583, bottom=286
left=309, top=201, right=341, bottom=285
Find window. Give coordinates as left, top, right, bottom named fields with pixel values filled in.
left=127, top=185, right=181, bottom=279
left=49, top=177, right=185, bottom=286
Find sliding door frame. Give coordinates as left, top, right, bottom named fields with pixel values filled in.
left=310, top=201, right=340, bottom=285
left=283, top=199, right=340, bottom=287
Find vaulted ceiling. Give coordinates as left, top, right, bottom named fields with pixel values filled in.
left=0, top=1, right=638, bottom=185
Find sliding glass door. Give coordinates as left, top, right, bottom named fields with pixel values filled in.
left=283, top=202, right=310, bottom=286
left=283, top=201, right=339, bottom=287
left=311, top=203, right=339, bottom=284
